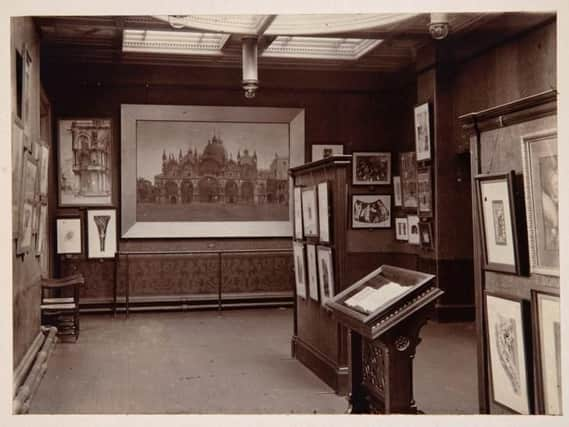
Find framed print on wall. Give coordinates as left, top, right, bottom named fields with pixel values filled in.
left=531, top=291, right=561, bottom=415
left=38, top=144, right=50, bottom=197
left=56, top=217, right=82, bottom=255
left=400, top=151, right=418, bottom=209
left=414, top=102, right=431, bottom=162
left=485, top=292, right=532, bottom=414
left=293, top=242, right=307, bottom=299
left=407, top=215, right=420, bottom=245
left=311, top=144, right=344, bottom=161
left=521, top=129, right=558, bottom=276
left=417, top=166, right=432, bottom=216
left=393, top=176, right=402, bottom=207
left=302, top=186, right=319, bottom=238
left=87, top=209, right=117, bottom=259
left=352, top=152, right=391, bottom=185
left=58, top=118, right=112, bottom=207
left=12, top=121, right=24, bottom=238
left=475, top=172, right=523, bottom=275
left=395, top=217, right=409, bottom=241
left=419, top=221, right=434, bottom=250
left=317, top=182, right=330, bottom=243
left=293, top=187, right=303, bottom=240
left=317, top=246, right=335, bottom=307
left=306, top=244, right=319, bottom=302
left=36, top=204, right=47, bottom=256
left=352, top=194, right=391, bottom=229
left=17, top=152, right=38, bottom=254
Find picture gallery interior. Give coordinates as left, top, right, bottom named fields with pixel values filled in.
left=9, top=7, right=564, bottom=423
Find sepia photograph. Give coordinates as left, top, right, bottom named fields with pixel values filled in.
left=352, top=152, right=391, bottom=185
left=352, top=194, right=391, bottom=229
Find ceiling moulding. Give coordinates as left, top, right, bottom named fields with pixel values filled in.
left=153, top=15, right=271, bottom=35
left=262, top=37, right=382, bottom=60
left=122, top=29, right=230, bottom=55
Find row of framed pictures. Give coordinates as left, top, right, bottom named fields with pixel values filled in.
left=56, top=209, right=117, bottom=258
left=394, top=216, right=433, bottom=249
left=486, top=290, right=560, bottom=415
left=293, top=183, right=331, bottom=242
left=293, top=242, right=335, bottom=307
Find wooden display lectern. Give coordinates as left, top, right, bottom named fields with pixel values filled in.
left=327, top=265, right=443, bottom=414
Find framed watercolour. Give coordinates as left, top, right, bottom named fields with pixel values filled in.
left=56, top=217, right=83, bottom=255
left=417, top=167, right=432, bottom=216
left=395, top=217, right=409, bottom=241
left=293, top=187, right=303, bottom=240
left=121, top=104, right=305, bottom=238
left=306, top=244, right=319, bottom=301
left=12, top=121, right=24, bottom=237
left=414, top=102, right=431, bottom=162
left=311, top=144, right=344, bottom=161
left=302, top=186, right=319, bottom=238
left=531, top=291, right=561, bottom=415
left=317, top=182, right=330, bottom=243
left=87, top=209, right=117, bottom=259
left=352, top=194, right=391, bottom=229
left=407, top=215, right=420, bottom=245
left=317, top=246, right=335, bottom=307
left=58, top=118, right=112, bottom=207
left=400, top=152, right=418, bottom=209
left=419, top=221, right=434, bottom=250
left=521, top=129, right=558, bottom=276
left=293, top=242, right=307, bottom=299
left=352, top=152, right=391, bottom=185
left=485, top=292, right=532, bottom=414
left=393, top=176, right=402, bottom=207
left=475, top=172, right=523, bottom=274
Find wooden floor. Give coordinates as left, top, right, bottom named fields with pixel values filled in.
left=29, top=308, right=478, bottom=414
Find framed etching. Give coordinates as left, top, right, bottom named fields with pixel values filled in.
left=485, top=292, right=532, bottom=414
left=317, top=246, right=335, bottom=307
left=521, top=129, right=558, bottom=276
left=58, top=118, right=112, bottom=207
left=393, top=176, right=402, bottom=207
left=531, top=291, right=561, bottom=415
left=317, top=182, right=330, bottom=243
left=400, top=152, right=418, bottom=209
left=395, top=217, right=409, bottom=241
left=414, top=102, right=431, bottom=162
left=352, top=152, right=391, bottom=185
left=121, top=104, right=305, bottom=238
left=352, top=194, right=391, bottom=229
left=407, top=215, right=420, bottom=245
left=417, top=166, right=432, bottom=216
left=293, top=242, right=307, bottom=299
left=302, top=186, right=319, bottom=238
left=419, top=221, right=434, bottom=250
left=475, top=172, right=523, bottom=274
left=311, top=144, right=343, bottom=161
left=56, top=217, right=83, bottom=255
left=293, top=187, right=303, bottom=240
left=306, top=244, right=319, bottom=301
left=87, top=209, right=117, bottom=259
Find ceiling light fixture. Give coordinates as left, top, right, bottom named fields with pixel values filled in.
left=168, top=15, right=188, bottom=30
left=242, top=37, right=258, bottom=99
left=429, top=13, right=449, bottom=40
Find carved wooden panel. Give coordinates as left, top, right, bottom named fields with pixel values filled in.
left=59, top=257, right=115, bottom=299
left=362, top=339, right=386, bottom=397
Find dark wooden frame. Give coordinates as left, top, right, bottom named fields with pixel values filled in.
left=352, top=151, right=391, bottom=185
left=351, top=194, right=392, bottom=229
left=418, top=221, right=433, bottom=250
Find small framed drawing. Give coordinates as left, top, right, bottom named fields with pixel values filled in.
left=395, top=217, right=408, bottom=241
left=417, top=167, right=432, bottom=217
left=56, top=217, right=83, bottom=254
left=393, top=176, right=402, bottom=207
left=400, top=152, right=418, bottom=209
left=419, top=221, right=434, bottom=250
left=317, top=246, right=335, bottom=307
left=293, top=187, right=303, bottom=240
left=407, top=215, right=420, bottom=245
left=531, top=291, right=561, bottom=415
left=414, top=102, right=431, bottom=162
left=521, top=129, right=558, bottom=276
left=352, top=152, right=391, bottom=185
left=475, top=172, right=523, bottom=274
left=306, top=244, right=319, bottom=301
left=317, top=182, right=330, bottom=243
left=58, top=118, right=112, bottom=207
left=87, top=209, right=117, bottom=258
left=301, top=186, right=319, bottom=238
left=485, top=292, right=532, bottom=414
left=293, top=242, right=307, bottom=299
left=352, top=194, right=391, bottom=229
left=311, top=144, right=344, bottom=161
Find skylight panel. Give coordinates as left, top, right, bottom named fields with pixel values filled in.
left=122, top=29, right=230, bottom=55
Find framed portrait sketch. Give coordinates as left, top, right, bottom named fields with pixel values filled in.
left=414, top=102, right=431, bottom=162
left=317, top=182, right=330, bottom=243
left=475, top=172, right=523, bottom=274
left=400, top=152, right=418, bottom=209
left=352, top=194, right=391, bottom=229
left=12, top=121, right=24, bottom=238
left=417, top=167, right=432, bottom=216
left=393, top=176, right=402, bottom=207
left=485, top=292, right=532, bottom=414
left=352, top=152, right=391, bottom=185
left=302, top=186, right=319, bottom=238
left=87, top=209, right=117, bottom=258
left=121, top=104, right=305, bottom=238
left=58, top=118, right=112, bottom=207
left=311, top=144, right=344, bottom=161
left=521, top=129, right=558, bottom=276
left=419, top=221, right=434, bottom=250
left=395, top=217, right=409, bottom=241
left=293, top=187, right=303, bottom=240
left=306, top=244, right=319, bottom=302
left=407, top=215, right=420, bottom=245
left=531, top=291, right=561, bottom=415
left=317, top=246, right=335, bottom=307
left=56, top=217, right=83, bottom=255
left=293, top=242, right=307, bottom=299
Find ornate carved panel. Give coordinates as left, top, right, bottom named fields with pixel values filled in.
left=59, top=257, right=115, bottom=298
left=362, top=339, right=386, bottom=396
left=221, top=253, right=293, bottom=294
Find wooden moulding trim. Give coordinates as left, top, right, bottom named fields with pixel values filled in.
left=289, top=154, right=352, bottom=176
left=13, top=331, right=44, bottom=397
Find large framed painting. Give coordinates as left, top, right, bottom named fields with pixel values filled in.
left=485, top=292, right=532, bottom=414
left=414, top=102, right=431, bottom=162
left=352, top=152, right=391, bottom=185
left=311, top=144, right=344, bottom=161
left=521, top=129, right=558, bottom=276
left=531, top=291, right=561, bottom=415
left=475, top=172, right=524, bottom=275
left=352, top=194, right=391, bottom=229
left=121, top=105, right=305, bottom=238
left=58, top=118, right=112, bottom=207
left=400, top=151, right=418, bottom=209
left=87, top=209, right=117, bottom=259
left=317, top=246, right=335, bottom=307
left=293, top=242, right=307, bottom=300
